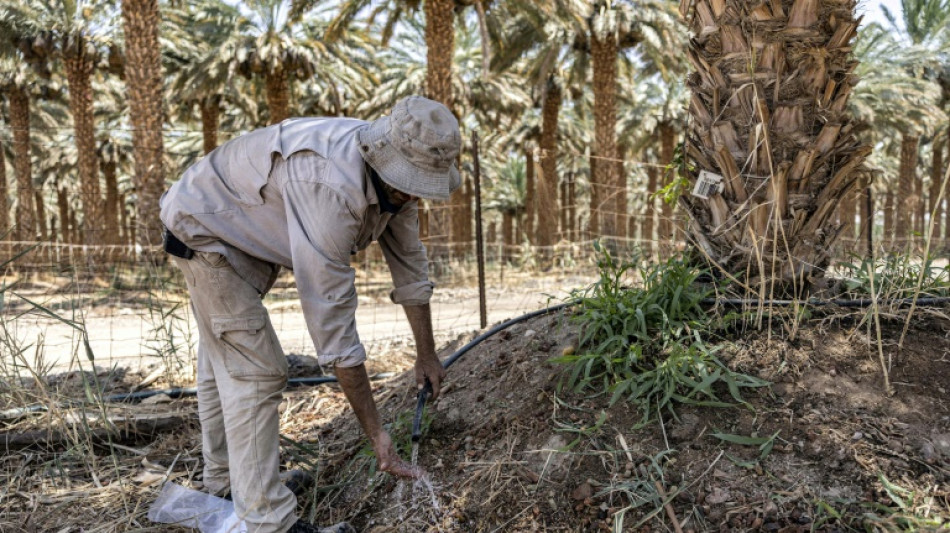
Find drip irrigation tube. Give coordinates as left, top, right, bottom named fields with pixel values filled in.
left=4, top=295, right=949, bottom=421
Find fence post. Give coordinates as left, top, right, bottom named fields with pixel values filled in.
left=472, top=131, right=487, bottom=329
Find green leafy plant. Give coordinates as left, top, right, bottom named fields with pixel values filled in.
left=552, top=244, right=767, bottom=427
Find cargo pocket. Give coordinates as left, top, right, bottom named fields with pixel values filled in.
left=211, top=313, right=287, bottom=380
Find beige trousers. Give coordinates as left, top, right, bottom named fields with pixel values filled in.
left=174, top=252, right=297, bottom=533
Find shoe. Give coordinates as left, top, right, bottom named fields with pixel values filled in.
left=281, top=468, right=315, bottom=497
left=287, top=519, right=356, bottom=533
left=213, top=469, right=314, bottom=501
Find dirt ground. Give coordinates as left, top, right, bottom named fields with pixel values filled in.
left=2, top=305, right=949, bottom=532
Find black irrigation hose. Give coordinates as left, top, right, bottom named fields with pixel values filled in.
left=5, top=295, right=949, bottom=421
left=705, top=297, right=950, bottom=307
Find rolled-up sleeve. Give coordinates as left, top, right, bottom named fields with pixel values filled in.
left=378, top=201, right=434, bottom=306
left=284, top=180, right=366, bottom=368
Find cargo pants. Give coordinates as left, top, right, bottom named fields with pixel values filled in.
left=173, top=251, right=297, bottom=533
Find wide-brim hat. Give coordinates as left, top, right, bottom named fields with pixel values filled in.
left=357, top=96, right=461, bottom=201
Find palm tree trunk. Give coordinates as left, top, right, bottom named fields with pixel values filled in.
left=502, top=210, right=513, bottom=262
left=424, top=0, right=456, bottom=265
left=590, top=30, right=620, bottom=241
left=34, top=190, right=47, bottom=240
left=659, top=123, right=675, bottom=252
left=616, top=141, right=628, bottom=242
left=883, top=190, right=895, bottom=250
left=524, top=147, right=536, bottom=243
left=0, top=136, right=8, bottom=238
left=474, top=0, right=491, bottom=80
left=103, top=157, right=120, bottom=244
left=9, top=86, right=34, bottom=241
left=929, top=138, right=943, bottom=243
left=681, top=0, right=868, bottom=287
left=57, top=185, right=69, bottom=243
left=265, top=69, right=290, bottom=124
left=896, top=134, right=918, bottom=248
left=645, top=164, right=657, bottom=255
left=538, top=83, right=561, bottom=249
left=64, top=48, right=103, bottom=245
left=589, top=151, right=599, bottom=236
left=560, top=180, right=568, bottom=240
left=859, top=187, right=872, bottom=255
left=568, top=178, right=577, bottom=241
left=122, top=0, right=166, bottom=249
left=839, top=189, right=856, bottom=248
left=200, top=95, right=221, bottom=154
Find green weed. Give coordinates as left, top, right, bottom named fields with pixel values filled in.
left=552, top=244, right=767, bottom=427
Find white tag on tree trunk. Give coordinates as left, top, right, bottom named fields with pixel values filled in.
left=692, top=170, right=725, bottom=199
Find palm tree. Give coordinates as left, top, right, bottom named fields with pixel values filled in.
left=120, top=0, right=165, bottom=247
left=882, top=0, right=950, bottom=247
left=0, top=66, right=35, bottom=241
left=849, top=23, right=944, bottom=250
left=680, top=0, right=869, bottom=290
left=1, top=0, right=116, bottom=245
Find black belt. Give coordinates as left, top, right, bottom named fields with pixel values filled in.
left=163, top=228, right=195, bottom=259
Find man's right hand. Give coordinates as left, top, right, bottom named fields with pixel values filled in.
left=373, top=430, right=425, bottom=479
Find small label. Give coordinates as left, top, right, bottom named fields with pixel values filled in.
left=692, top=170, right=724, bottom=199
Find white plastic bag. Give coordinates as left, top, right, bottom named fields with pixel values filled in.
left=148, top=482, right=247, bottom=533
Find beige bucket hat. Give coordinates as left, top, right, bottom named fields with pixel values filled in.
left=357, top=96, right=462, bottom=201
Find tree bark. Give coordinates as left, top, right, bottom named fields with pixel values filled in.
left=682, top=0, right=868, bottom=287
left=200, top=95, right=221, bottom=154
left=423, top=0, right=456, bottom=264
left=883, top=190, right=894, bottom=250
left=122, top=0, right=166, bottom=249
left=590, top=30, right=620, bottom=240
left=537, top=83, right=561, bottom=249
left=524, top=147, right=535, bottom=243
left=64, top=48, right=102, bottom=245
left=9, top=87, right=34, bottom=241
left=616, top=141, right=628, bottom=242
left=34, top=190, right=47, bottom=241
left=859, top=187, right=872, bottom=255
left=929, top=137, right=944, bottom=243
left=502, top=210, right=513, bottom=262
left=103, top=157, right=120, bottom=245
left=659, top=123, right=675, bottom=250
left=265, top=69, right=290, bottom=124
left=897, top=134, right=918, bottom=248
left=57, top=185, right=70, bottom=243
left=0, top=135, right=7, bottom=238
left=645, top=164, right=657, bottom=255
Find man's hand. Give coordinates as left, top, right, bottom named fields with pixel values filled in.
left=373, top=430, right=425, bottom=479
left=415, top=354, right=446, bottom=400
left=403, top=304, right=446, bottom=400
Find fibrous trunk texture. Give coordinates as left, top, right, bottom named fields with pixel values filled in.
left=659, top=123, right=676, bottom=250
left=64, top=47, right=102, bottom=245
left=896, top=135, right=918, bottom=248
left=859, top=187, right=872, bottom=254
left=103, top=157, right=120, bottom=245
left=590, top=30, right=620, bottom=240
left=57, top=185, right=70, bottom=243
left=9, top=87, right=34, bottom=241
left=645, top=164, right=658, bottom=255
left=122, top=0, right=166, bottom=249
left=883, top=191, right=894, bottom=247
left=34, top=190, right=47, bottom=241
left=538, top=83, right=562, bottom=249
left=0, top=135, right=7, bottom=237
left=929, top=139, right=944, bottom=243
left=681, top=0, right=869, bottom=287
left=265, top=69, right=289, bottom=124
left=424, top=0, right=456, bottom=264
left=524, top=147, right=535, bottom=243
left=200, top=96, right=221, bottom=154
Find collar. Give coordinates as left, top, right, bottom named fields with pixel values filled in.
left=366, top=162, right=402, bottom=215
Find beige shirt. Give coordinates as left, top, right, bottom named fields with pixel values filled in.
left=160, top=117, right=433, bottom=368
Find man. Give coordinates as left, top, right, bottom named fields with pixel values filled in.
left=159, top=96, right=454, bottom=533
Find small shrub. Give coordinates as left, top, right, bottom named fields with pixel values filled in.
left=552, top=244, right=767, bottom=427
